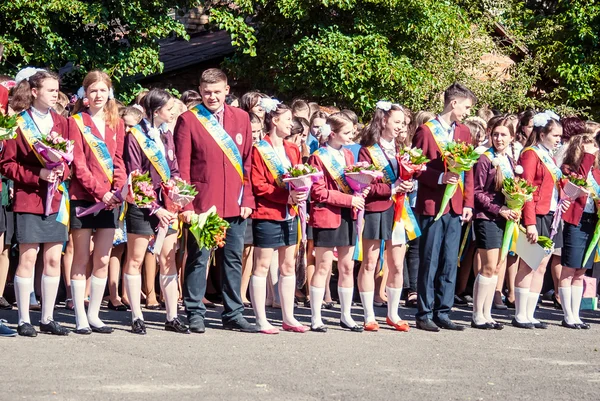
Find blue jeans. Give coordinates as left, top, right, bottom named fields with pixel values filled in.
left=183, top=216, right=247, bottom=324
left=416, top=213, right=461, bottom=322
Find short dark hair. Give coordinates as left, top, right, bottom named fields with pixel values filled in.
left=443, top=83, right=477, bottom=106
left=143, top=88, right=172, bottom=124
left=200, top=68, right=227, bottom=85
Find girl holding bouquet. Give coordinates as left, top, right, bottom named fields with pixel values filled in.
left=0, top=68, right=70, bottom=337
left=250, top=101, right=306, bottom=334
left=68, top=70, right=127, bottom=334
left=308, top=112, right=364, bottom=332
left=123, top=88, right=187, bottom=334
left=472, top=116, right=519, bottom=330
left=357, top=102, right=413, bottom=332
left=558, top=134, right=598, bottom=329
left=515, top=111, right=567, bottom=329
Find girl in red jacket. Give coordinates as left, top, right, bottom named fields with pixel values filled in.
left=558, top=134, right=598, bottom=329
left=515, top=111, right=568, bottom=329
left=308, top=113, right=365, bottom=332
left=250, top=101, right=306, bottom=334
left=0, top=68, right=70, bottom=337
left=68, top=70, right=127, bottom=335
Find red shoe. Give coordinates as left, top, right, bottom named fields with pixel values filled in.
left=386, top=317, right=410, bottom=332
left=259, top=327, right=280, bottom=335
left=282, top=323, right=309, bottom=333
left=364, top=321, right=380, bottom=331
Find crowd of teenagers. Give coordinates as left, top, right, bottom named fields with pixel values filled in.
left=0, top=65, right=599, bottom=339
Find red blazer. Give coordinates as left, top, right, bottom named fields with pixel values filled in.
left=174, top=104, right=255, bottom=218
left=358, top=145, right=393, bottom=212
left=561, top=153, right=596, bottom=225
left=251, top=136, right=300, bottom=221
left=0, top=85, right=8, bottom=115
left=412, top=119, right=475, bottom=216
left=68, top=112, right=127, bottom=202
left=308, top=147, right=355, bottom=229
left=0, top=110, right=70, bottom=214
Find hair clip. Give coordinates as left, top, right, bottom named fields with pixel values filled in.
left=259, top=98, right=281, bottom=114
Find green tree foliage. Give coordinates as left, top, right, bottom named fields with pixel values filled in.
left=0, top=0, right=196, bottom=101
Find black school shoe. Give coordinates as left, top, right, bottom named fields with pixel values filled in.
left=165, top=317, right=190, bottom=334
left=91, top=324, right=114, bottom=334
left=40, top=321, right=69, bottom=336
left=223, top=317, right=258, bottom=333
left=17, top=323, right=38, bottom=337
left=131, top=319, right=147, bottom=335
left=416, top=319, right=441, bottom=332
left=0, top=296, right=12, bottom=310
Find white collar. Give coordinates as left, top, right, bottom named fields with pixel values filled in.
left=437, top=115, right=454, bottom=132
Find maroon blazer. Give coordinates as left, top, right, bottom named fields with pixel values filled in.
left=68, top=112, right=127, bottom=202
left=0, top=110, right=70, bottom=214
left=250, top=136, right=301, bottom=221
left=412, top=119, right=475, bottom=216
left=561, top=153, right=596, bottom=225
left=308, top=148, right=355, bottom=229
left=124, top=120, right=180, bottom=201
left=519, top=146, right=563, bottom=226
left=358, top=145, right=393, bottom=212
left=174, top=104, right=254, bottom=218
left=473, top=154, right=515, bottom=221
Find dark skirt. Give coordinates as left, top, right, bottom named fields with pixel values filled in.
left=313, top=209, right=356, bottom=248
left=474, top=219, right=505, bottom=250
left=244, top=217, right=254, bottom=246
left=561, top=213, right=597, bottom=269
left=363, top=205, right=394, bottom=241
left=15, top=212, right=68, bottom=244
left=4, top=208, right=14, bottom=245
left=253, top=217, right=298, bottom=248
left=536, top=212, right=563, bottom=249
left=70, top=200, right=119, bottom=230
left=126, top=203, right=177, bottom=236
left=0, top=205, right=6, bottom=234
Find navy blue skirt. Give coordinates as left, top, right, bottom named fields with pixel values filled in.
left=474, top=219, right=505, bottom=250
left=536, top=212, right=563, bottom=249
left=561, top=213, right=597, bottom=269
left=253, top=217, right=298, bottom=248
left=363, top=204, right=394, bottom=241
left=15, top=212, right=68, bottom=244
left=313, top=208, right=355, bottom=248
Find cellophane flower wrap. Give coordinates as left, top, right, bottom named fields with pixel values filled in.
left=345, top=162, right=383, bottom=259
left=126, top=170, right=158, bottom=208
left=395, top=147, right=429, bottom=230
left=500, top=177, right=536, bottom=261
left=0, top=113, right=17, bottom=140
left=189, top=205, right=230, bottom=250
left=32, top=131, right=75, bottom=216
left=152, top=177, right=199, bottom=254
left=435, top=141, right=480, bottom=220
left=282, top=163, right=323, bottom=243
left=551, top=173, right=590, bottom=239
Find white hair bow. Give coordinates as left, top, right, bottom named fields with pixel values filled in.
left=259, top=98, right=281, bottom=114
left=15, top=67, right=46, bottom=84
left=376, top=100, right=392, bottom=112
left=319, top=124, right=332, bottom=140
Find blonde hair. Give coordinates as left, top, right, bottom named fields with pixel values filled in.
left=72, top=70, right=120, bottom=129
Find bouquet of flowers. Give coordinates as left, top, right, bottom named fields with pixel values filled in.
left=126, top=170, right=158, bottom=208
left=499, top=177, right=536, bottom=261
left=33, top=131, right=75, bottom=216
left=153, top=177, right=198, bottom=255
left=435, top=141, right=480, bottom=220
left=345, top=162, right=383, bottom=260
left=282, top=163, right=323, bottom=242
left=550, top=173, right=590, bottom=238
left=0, top=113, right=17, bottom=140
left=188, top=205, right=230, bottom=250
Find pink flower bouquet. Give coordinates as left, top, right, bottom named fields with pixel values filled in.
left=282, top=164, right=323, bottom=242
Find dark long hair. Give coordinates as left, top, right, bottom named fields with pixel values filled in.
left=11, top=70, right=59, bottom=113
left=524, top=118, right=562, bottom=148
left=142, top=88, right=172, bottom=128
left=360, top=104, right=404, bottom=147
left=488, top=116, right=516, bottom=191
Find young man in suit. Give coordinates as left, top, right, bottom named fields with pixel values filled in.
left=175, top=68, right=257, bottom=333
left=412, top=83, right=477, bottom=332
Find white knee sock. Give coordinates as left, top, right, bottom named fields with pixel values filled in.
left=483, top=275, right=498, bottom=323
left=14, top=276, right=32, bottom=325
left=250, top=275, right=272, bottom=330
left=310, top=286, right=325, bottom=328
left=41, top=274, right=60, bottom=324
left=514, top=287, right=530, bottom=323
left=124, top=273, right=143, bottom=322
left=558, top=286, right=574, bottom=324
left=159, top=274, right=179, bottom=322
left=359, top=291, right=375, bottom=323
left=279, top=275, right=301, bottom=326
left=71, top=279, right=89, bottom=330
left=385, top=286, right=402, bottom=323
left=571, top=285, right=584, bottom=324
left=473, top=274, right=493, bottom=324
left=87, top=275, right=107, bottom=327
left=339, top=287, right=358, bottom=327
left=526, top=292, right=541, bottom=324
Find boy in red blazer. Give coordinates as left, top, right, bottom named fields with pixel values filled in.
left=412, top=83, right=476, bottom=332
left=175, top=69, right=257, bottom=333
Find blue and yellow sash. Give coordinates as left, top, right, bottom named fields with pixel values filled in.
left=313, top=147, right=352, bottom=194
left=482, top=147, right=514, bottom=180
left=72, top=113, right=114, bottom=184
left=254, top=140, right=286, bottom=189
left=521, top=145, right=562, bottom=183
left=366, top=144, right=396, bottom=184
left=191, top=104, right=243, bottom=180
left=425, top=119, right=465, bottom=193
left=129, top=124, right=171, bottom=183
left=17, top=111, right=70, bottom=226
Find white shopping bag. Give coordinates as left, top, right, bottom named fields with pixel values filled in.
left=515, top=233, right=552, bottom=271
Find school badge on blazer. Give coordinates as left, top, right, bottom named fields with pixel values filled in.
left=236, top=133, right=243, bottom=146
